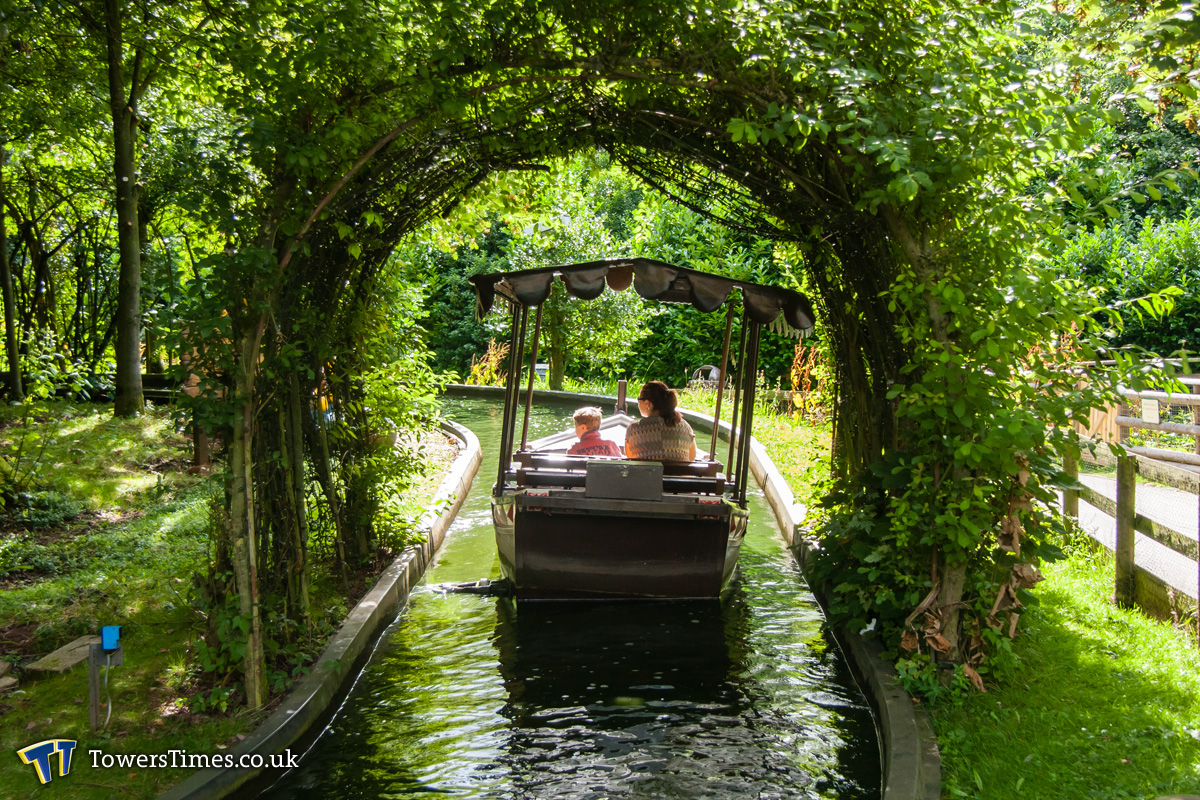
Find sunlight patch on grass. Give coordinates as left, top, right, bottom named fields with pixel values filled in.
left=932, top=544, right=1200, bottom=800
left=0, top=403, right=194, bottom=511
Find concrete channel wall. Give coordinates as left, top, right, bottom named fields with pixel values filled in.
left=157, top=419, right=481, bottom=800
left=162, top=385, right=939, bottom=800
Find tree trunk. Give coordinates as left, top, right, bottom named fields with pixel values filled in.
left=140, top=204, right=163, bottom=374
left=938, top=557, right=968, bottom=664
left=340, top=386, right=372, bottom=563
left=18, top=204, right=55, bottom=335
left=0, top=151, right=22, bottom=400
left=104, top=0, right=144, bottom=417
left=286, top=371, right=311, bottom=631
left=71, top=247, right=86, bottom=359
left=229, top=350, right=265, bottom=709
left=307, top=381, right=351, bottom=593
left=548, top=323, right=566, bottom=391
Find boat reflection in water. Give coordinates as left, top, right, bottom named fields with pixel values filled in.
left=490, top=594, right=870, bottom=799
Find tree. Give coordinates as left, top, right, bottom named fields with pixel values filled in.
left=0, top=149, right=20, bottom=400
left=46, top=0, right=1185, bottom=705
left=406, top=219, right=512, bottom=379
left=94, top=0, right=152, bottom=415
left=624, top=193, right=804, bottom=386
left=504, top=202, right=651, bottom=390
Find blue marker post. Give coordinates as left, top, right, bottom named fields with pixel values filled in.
left=89, top=626, right=123, bottom=730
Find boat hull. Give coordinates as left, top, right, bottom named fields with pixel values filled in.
left=493, top=491, right=746, bottom=599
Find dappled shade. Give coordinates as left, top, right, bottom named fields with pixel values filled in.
left=469, top=257, right=816, bottom=337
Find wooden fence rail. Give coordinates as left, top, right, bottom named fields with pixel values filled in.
left=1075, top=485, right=1199, bottom=561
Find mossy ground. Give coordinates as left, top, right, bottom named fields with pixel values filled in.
left=0, top=402, right=457, bottom=799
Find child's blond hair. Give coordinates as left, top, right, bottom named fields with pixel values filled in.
left=572, top=406, right=603, bottom=432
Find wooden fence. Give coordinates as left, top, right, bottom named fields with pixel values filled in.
left=1064, top=379, right=1200, bottom=643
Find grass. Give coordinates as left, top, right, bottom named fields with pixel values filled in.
left=0, top=401, right=459, bottom=799
left=744, top=408, right=833, bottom=510
left=712, top=400, right=1200, bottom=800
left=677, top=385, right=833, bottom=511
left=931, top=537, right=1200, bottom=800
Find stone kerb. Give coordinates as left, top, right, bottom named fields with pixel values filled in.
left=446, top=384, right=941, bottom=800
left=157, top=419, right=482, bottom=800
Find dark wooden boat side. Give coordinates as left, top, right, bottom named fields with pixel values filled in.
left=514, top=500, right=731, bottom=599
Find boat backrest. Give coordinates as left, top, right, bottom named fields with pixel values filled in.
left=662, top=460, right=722, bottom=477
left=513, top=460, right=726, bottom=497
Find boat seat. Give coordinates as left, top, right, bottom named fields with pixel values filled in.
left=517, top=468, right=587, bottom=488
left=514, top=452, right=723, bottom=477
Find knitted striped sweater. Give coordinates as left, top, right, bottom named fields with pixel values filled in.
left=624, top=416, right=695, bottom=461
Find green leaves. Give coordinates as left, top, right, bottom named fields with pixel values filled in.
left=727, top=117, right=760, bottom=144
left=888, top=173, right=921, bottom=204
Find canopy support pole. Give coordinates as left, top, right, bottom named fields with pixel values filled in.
left=495, top=303, right=527, bottom=494
left=736, top=321, right=762, bottom=506
left=708, top=301, right=736, bottom=463
left=519, top=304, right=543, bottom=452
left=725, top=311, right=749, bottom=487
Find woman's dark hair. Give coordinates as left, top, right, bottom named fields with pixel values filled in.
left=638, top=380, right=681, bottom=426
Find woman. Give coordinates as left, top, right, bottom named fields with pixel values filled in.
left=624, top=380, right=697, bottom=461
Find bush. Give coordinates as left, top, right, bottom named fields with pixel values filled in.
left=1057, top=214, right=1200, bottom=354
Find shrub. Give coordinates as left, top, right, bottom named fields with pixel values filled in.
left=1057, top=214, right=1200, bottom=354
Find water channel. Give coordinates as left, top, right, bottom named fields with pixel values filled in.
left=256, top=395, right=881, bottom=799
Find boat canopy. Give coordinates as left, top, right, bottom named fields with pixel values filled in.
left=470, top=258, right=816, bottom=338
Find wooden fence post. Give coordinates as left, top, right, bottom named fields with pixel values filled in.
left=1192, top=382, right=1200, bottom=455
left=1063, top=445, right=1079, bottom=521
left=1114, top=453, right=1137, bottom=609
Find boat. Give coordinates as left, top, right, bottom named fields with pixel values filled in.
left=469, top=258, right=815, bottom=599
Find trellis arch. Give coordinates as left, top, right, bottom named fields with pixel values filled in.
left=288, top=76, right=909, bottom=478
left=209, top=3, right=1052, bottom=707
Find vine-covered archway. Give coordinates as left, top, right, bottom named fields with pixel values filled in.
left=185, top=0, right=1120, bottom=706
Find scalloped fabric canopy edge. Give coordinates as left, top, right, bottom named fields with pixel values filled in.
left=469, top=257, right=815, bottom=338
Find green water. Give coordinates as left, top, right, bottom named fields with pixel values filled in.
left=256, top=396, right=881, bottom=799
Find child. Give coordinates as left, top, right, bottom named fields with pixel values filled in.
left=567, top=406, right=622, bottom=457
